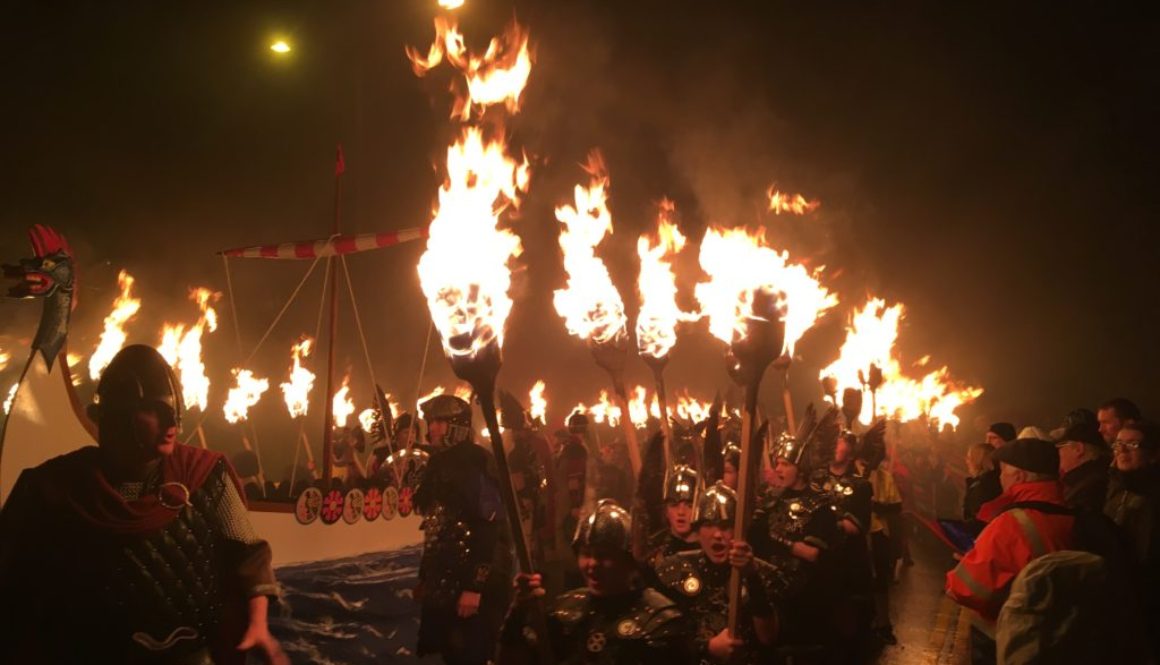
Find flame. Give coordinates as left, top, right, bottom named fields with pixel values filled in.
left=553, top=151, right=628, bottom=346
left=406, top=17, right=532, bottom=121
left=636, top=200, right=695, bottom=360
left=453, top=383, right=474, bottom=402
left=158, top=288, right=220, bottom=412
left=417, top=385, right=446, bottom=412
left=2, top=384, right=16, bottom=415
left=626, top=385, right=650, bottom=428
left=579, top=389, right=621, bottom=427
left=280, top=337, right=316, bottom=418
left=89, top=270, right=142, bottom=380
left=0, top=347, right=10, bottom=372
left=417, top=128, right=527, bottom=360
left=674, top=391, right=713, bottom=422
left=438, top=0, right=465, bottom=8
left=358, top=408, right=378, bottom=434
left=528, top=380, right=547, bottom=423
left=694, top=227, right=836, bottom=357
left=767, top=187, right=820, bottom=215
left=66, top=353, right=84, bottom=387
left=819, top=298, right=983, bottom=428
left=223, top=369, right=269, bottom=424
left=332, top=374, right=356, bottom=428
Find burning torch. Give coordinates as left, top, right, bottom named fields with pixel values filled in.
left=722, top=288, right=784, bottom=636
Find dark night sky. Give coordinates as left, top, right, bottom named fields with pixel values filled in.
left=2, top=1, right=1157, bottom=466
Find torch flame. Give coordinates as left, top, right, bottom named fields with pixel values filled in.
left=627, top=384, right=650, bottom=428
left=674, top=390, right=713, bottom=423
left=636, top=200, right=695, bottom=360
left=332, top=374, right=356, bottom=428
left=438, top=0, right=465, bottom=9
left=0, top=347, right=9, bottom=373
left=579, top=389, right=622, bottom=427
left=767, top=187, right=820, bottom=215
left=417, top=127, right=527, bottom=360
left=694, top=227, right=836, bottom=357
left=280, top=337, right=316, bottom=418
left=417, top=385, right=446, bottom=412
left=453, top=383, right=474, bottom=402
left=158, top=288, right=220, bottom=412
left=223, top=369, right=270, bottom=424
left=2, top=384, right=16, bottom=415
left=553, top=151, right=629, bottom=347
left=529, top=380, right=547, bottom=424
left=89, top=270, right=142, bottom=380
left=406, top=17, right=532, bottom=121
left=819, top=298, right=983, bottom=428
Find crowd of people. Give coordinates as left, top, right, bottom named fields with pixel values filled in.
left=947, top=400, right=1160, bottom=664
left=2, top=342, right=1156, bottom=664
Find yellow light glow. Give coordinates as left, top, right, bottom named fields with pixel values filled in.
left=270, top=40, right=291, bottom=54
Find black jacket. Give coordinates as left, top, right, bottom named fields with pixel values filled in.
left=963, top=469, right=1001, bottom=527
left=1062, top=459, right=1110, bottom=515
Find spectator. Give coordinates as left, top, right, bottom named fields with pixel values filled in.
left=1105, top=420, right=1160, bottom=655
left=1098, top=398, right=1142, bottom=446
left=963, top=443, right=1001, bottom=532
left=946, top=439, right=1074, bottom=665
left=986, top=423, right=1017, bottom=447
left=1054, top=422, right=1110, bottom=514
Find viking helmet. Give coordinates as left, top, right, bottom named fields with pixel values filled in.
left=572, top=499, right=633, bottom=554
left=694, top=481, right=737, bottom=526
left=93, top=345, right=183, bottom=429
left=663, top=464, right=700, bottom=505
left=771, top=431, right=809, bottom=466
left=420, top=394, right=473, bottom=445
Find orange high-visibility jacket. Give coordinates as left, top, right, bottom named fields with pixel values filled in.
left=945, top=480, right=1075, bottom=623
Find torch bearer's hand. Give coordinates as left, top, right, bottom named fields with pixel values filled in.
left=513, top=573, right=545, bottom=605
left=729, top=540, right=755, bottom=574
left=707, top=628, right=743, bottom=662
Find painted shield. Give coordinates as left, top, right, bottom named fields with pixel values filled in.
left=295, top=487, right=323, bottom=525
left=343, top=488, right=365, bottom=524
left=382, top=486, right=399, bottom=520
left=398, top=486, right=414, bottom=517
left=363, top=487, right=383, bottom=521
left=320, top=488, right=345, bottom=525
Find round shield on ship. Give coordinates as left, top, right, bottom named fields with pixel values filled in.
left=295, top=487, right=323, bottom=525
left=398, top=486, right=414, bottom=517
left=363, top=487, right=383, bottom=521
left=382, top=486, right=399, bottom=520
left=343, top=488, right=365, bottom=524
left=320, top=488, right=345, bottom=525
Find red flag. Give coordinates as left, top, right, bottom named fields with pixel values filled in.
left=335, top=144, right=346, bottom=176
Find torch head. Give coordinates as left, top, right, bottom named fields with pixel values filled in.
left=589, top=329, right=630, bottom=378
left=841, top=387, right=864, bottom=428
left=821, top=375, right=839, bottom=401
left=867, top=363, right=884, bottom=391
left=726, top=288, right=784, bottom=388
left=448, top=334, right=502, bottom=395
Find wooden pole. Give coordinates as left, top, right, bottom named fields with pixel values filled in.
left=320, top=147, right=345, bottom=486
left=609, top=377, right=642, bottom=479
left=727, top=380, right=761, bottom=634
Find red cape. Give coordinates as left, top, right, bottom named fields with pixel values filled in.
left=42, top=444, right=244, bottom=535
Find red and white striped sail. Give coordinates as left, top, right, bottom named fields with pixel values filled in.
left=219, top=228, right=428, bottom=260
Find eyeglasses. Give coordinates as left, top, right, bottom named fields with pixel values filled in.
left=1113, top=440, right=1142, bottom=451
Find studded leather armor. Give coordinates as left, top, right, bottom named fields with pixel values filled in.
left=811, top=466, right=873, bottom=537
left=654, top=550, right=783, bottom=664
left=500, top=587, right=693, bottom=664
left=749, top=486, right=840, bottom=599
left=0, top=457, right=275, bottom=664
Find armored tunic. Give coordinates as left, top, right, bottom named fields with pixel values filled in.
left=749, top=486, right=840, bottom=645
left=812, top=466, right=874, bottom=598
left=645, top=528, right=700, bottom=566
left=414, top=440, right=513, bottom=662
left=0, top=447, right=276, bottom=664
left=499, top=586, right=694, bottom=665
left=654, top=551, right=784, bottom=664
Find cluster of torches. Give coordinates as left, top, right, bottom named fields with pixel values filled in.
left=0, top=11, right=982, bottom=439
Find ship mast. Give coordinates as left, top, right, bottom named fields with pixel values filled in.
left=321, top=145, right=345, bottom=484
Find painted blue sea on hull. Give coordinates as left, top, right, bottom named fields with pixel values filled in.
left=271, top=546, right=439, bottom=664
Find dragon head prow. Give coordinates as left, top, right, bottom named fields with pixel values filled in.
left=4, top=225, right=77, bottom=369
left=3, top=224, right=76, bottom=302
